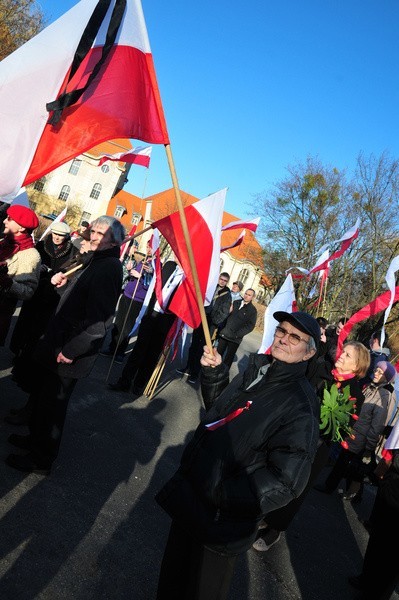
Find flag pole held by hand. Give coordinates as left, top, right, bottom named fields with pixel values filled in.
left=164, top=144, right=213, bottom=352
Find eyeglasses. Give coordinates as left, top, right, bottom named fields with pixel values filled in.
left=274, top=325, right=309, bottom=346
left=219, top=277, right=229, bottom=283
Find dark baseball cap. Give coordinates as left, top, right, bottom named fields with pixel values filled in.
left=273, top=311, right=321, bottom=348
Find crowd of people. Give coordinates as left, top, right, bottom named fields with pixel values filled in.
left=0, top=202, right=398, bottom=599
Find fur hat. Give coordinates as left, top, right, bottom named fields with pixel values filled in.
left=7, top=205, right=39, bottom=230
left=375, top=361, right=396, bottom=383
left=50, top=221, right=70, bottom=235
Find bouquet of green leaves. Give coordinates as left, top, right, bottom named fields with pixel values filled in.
left=320, top=383, right=358, bottom=444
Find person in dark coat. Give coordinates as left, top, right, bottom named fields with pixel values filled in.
left=100, top=242, right=153, bottom=363
left=216, top=288, right=257, bottom=369
left=348, top=419, right=399, bottom=600
left=5, top=216, right=125, bottom=475
left=155, top=311, right=321, bottom=600
left=108, top=259, right=182, bottom=396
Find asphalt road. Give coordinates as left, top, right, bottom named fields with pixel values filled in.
left=0, top=321, right=396, bottom=600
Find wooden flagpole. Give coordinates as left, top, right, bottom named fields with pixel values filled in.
left=163, top=143, right=213, bottom=351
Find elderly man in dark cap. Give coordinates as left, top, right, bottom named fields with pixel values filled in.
left=0, top=204, right=41, bottom=344
left=155, top=311, right=321, bottom=600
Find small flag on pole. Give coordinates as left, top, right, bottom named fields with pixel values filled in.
left=98, top=146, right=152, bottom=168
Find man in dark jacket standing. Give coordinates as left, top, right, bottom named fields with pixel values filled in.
left=5, top=216, right=125, bottom=475
left=155, top=311, right=321, bottom=600
left=217, top=288, right=257, bottom=369
left=177, top=271, right=231, bottom=384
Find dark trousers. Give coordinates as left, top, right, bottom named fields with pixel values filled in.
left=324, top=447, right=357, bottom=492
left=157, top=521, right=237, bottom=600
left=28, top=366, right=77, bottom=466
left=217, top=338, right=240, bottom=370
left=359, top=475, right=399, bottom=599
left=120, top=310, right=175, bottom=390
left=109, top=294, right=142, bottom=354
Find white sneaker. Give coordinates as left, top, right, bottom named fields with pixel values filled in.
left=252, top=530, right=281, bottom=552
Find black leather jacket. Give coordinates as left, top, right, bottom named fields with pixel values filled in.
left=156, top=353, right=320, bottom=554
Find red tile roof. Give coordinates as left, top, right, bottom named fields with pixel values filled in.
left=109, top=187, right=268, bottom=280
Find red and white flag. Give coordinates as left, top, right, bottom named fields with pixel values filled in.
left=309, top=219, right=360, bottom=274
left=258, top=274, right=296, bottom=354
left=286, top=248, right=330, bottom=278
left=152, top=188, right=227, bottom=328
left=0, top=0, right=169, bottom=201
left=39, top=206, right=68, bottom=241
left=119, top=224, right=138, bottom=261
left=221, top=230, right=246, bottom=252
left=222, top=217, right=260, bottom=232
left=98, top=145, right=152, bottom=168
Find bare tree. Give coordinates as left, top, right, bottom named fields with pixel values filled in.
left=251, top=153, right=399, bottom=328
left=0, top=0, right=45, bottom=61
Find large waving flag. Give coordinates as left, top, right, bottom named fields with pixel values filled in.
left=98, top=145, right=152, bottom=168
left=258, top=274, right=296, bottom=354
left=152, top=189, right=227, bottom=329
left=0, top=0, right=169, bottom=201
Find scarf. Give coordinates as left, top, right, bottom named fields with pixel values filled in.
left=331, top=368, right=355, bottom=383
left=0, top=232, right=34, bottom=263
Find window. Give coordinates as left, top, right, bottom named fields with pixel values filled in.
left=238, top=268, right=249, bottom=286
left=114, top=206, right=125, bottom=218
left=33, top=179, right=45, bottom=192
left=257, top=289, right=265, bottom=303
left=69, top=159, right=82, bottom=175
left=80, top=212, right=91, bottom=225
left=101, top=164, right=110, bottom=173
left=58, top=185, right=70, bottom=201
left=219, top=258, right=224, bottom=270
left=131, top=212, right=141, bottom=225
left=90, top=183, right=102, bottom=200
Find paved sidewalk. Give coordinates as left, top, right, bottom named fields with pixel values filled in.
left=0, top=325, right=396, bottom=599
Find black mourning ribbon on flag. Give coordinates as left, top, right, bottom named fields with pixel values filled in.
left=46, top=0, right=127, bottom=126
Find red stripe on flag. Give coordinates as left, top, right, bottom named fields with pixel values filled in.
left=24, top=46, right=169, bottom=185
left=155, top=205, right=214, bottom=328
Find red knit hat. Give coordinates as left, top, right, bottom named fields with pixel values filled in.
left=7, top=204, right=39, bottom=230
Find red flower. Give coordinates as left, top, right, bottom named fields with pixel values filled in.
left=351, top=414, right=359, bottom=421
left=341, top=440, right=349, bottom=450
